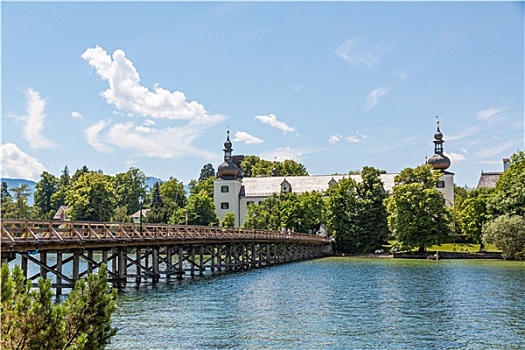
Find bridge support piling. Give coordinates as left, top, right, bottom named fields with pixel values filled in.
left=56, top=253, right=63, bottom=296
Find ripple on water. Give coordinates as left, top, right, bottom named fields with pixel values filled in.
left=107, top=259, right=525, bottom=350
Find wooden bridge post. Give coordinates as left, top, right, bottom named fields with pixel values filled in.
left=118, top=249, right=126, bottom=288
left=135, top=249, right=142, bottom=285
left=199, top=246, right=204, bottom=276
left=166, top=247, right=172, bottom=279
left=56, top=252, right=63, bottom=296
left=152, top=248, right=160, bottom=284
left=40, top=252, right=47, bottom=279
left=72, top=251, right=80, bottom=281
left=21, top=254, right=28, bottom=280
left=177, top=247, right=184, bottom=280
left=190, top=246, right=196, bottom=277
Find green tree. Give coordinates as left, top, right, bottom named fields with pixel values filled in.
left=483, top=214, right=525, bottom=260
left=34, top=171, right=59, bottom=219
left=198, top=163, right=216, bottom=182
left=296, top=191, right=325, bottom=233
left=221, top=212, right=236, bottom=228
left=0, top=182, right=15, bottom=219
left=113, top=167, right=147, bottom=215
left=188, top=177, right=214, bottom=198
left=239, top=155, right=261, bottom=177
left=354, top=166, right=390, bottom=252
left=386, top=165, right=451, bottom=252
left=275, top=159, right=309, bottom=177
left=488, top=150, right=525, bottom=217
left=244, top=194, right=283, bottom=230
left=63, top=265, right=117, bottom=350
left=1, top=263, right=117, bottom=350
left=458, top=187, right=495, bottom=252
left=160, top=177, right=187, bottom=208
left=50, top=165, right=72, bottom=209
left=66, top=173, right=116, bottom=221
left=171, top=190, right=218, bottom=226
left=326, top=177, right=361, bottom=253
left=8, top=185, right=33, bottom=219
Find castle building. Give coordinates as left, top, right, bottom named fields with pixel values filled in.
left=214, top=122, right=454, bottom=227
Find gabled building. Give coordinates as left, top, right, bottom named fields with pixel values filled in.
left=476, top=158, right=510, bottom=189
left=214, top=121, right=455, bottom=227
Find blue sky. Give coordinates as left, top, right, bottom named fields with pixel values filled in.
left=1, top=2, right=523, bottom=189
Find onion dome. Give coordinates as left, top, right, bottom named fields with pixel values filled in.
left=428, top=153, right=451, bottom=170
left=217, top=130, right=240, bottom=180
left=428, top=117, right=450, bottom=171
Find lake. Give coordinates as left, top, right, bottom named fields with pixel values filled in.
left=107, top=257, right=524, bottom=349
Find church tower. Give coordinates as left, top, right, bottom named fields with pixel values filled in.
left=214, top=131, right=243, bottom=226
left=427, top=118, right=454, bottom=206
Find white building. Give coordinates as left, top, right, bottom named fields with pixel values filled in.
left=214, top=122, right=454, bottom=227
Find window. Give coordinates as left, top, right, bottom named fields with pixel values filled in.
left=436, top=181, right=445, bottom=188
left=258, top=201, right=263, bottom=205
left=247, top=201, right=254, bottom=206
left=221, top=202, right=229, bottom=209
left=221, top=185, right=229, bottom=193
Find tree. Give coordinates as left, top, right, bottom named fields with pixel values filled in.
left=483, top=214, right=525, bottom=260
left=239, top=155, right=261, bottom=177
left=221, top=212, right=236, bottom=228
left=113, top=167, right=147, bottom=215
left=198, top=163, right=216, bottom=182
left=50, top=165, right=72, bottom=209
left=63, top=265, right=117, bottom=350
left=326, top=177, right=361, bottom=253
left=1, top=263, right=117, bottom=350
left=34, top=171, right=59, bottom=219
left=488, top=150, right=525, bottom=217
left=354, top=166, right=390, bottom=252
left=7, top=185, right=33, bottom=219
left=386, top=165, right=451, bottom=252
left=188, top=177, right=214, bottom=198
left=458, top=187, right=495, bottom=252
left=66, top=173, right=116, bottom=221
left=160, top=177, right=187, bottom=208
left=276, top=159, right=309, bottom=177
left=1, top=182, right=15, bottom=219
left=171, top=190, right=218, bottom=226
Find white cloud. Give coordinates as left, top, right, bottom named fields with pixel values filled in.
left=234, top=131, right=263, bottom=144
left=84, top=117, right=223, bottom=160
left=445, top=152, right=466, bottom=163
left=363, top=87, right=386, bottom=111
left=261, top=146, right=301, bottom=162
left=477, top=107, right=506, bottom=121
left=85, top=120, right=112, bottom=153
left=71, top=111, right=83, bottom=119
left=335, top=37, right=396, bottom=70
left=19, top=88, right=56, bottom=149
left=0, top=143, right=46, bottom=181
left=328, top=134, right=342, bottom=144
left=346, top=136, right=360, bottom=143
left=254, top=114, right=295, bottom=134
left=81, top=46, right=219, bottom=124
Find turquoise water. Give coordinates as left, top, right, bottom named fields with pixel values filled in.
left=107, top=258, right=525, bottom=349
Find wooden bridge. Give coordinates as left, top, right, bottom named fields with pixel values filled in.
left=1, top=220, right=332, bottom=294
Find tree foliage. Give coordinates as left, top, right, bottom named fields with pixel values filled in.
left=1, top=263, right=117, bottom=350
left=113, top=167, right=146, bottom=215
left=198, top=163, right=216, bottom=182
left=458, top=187, right=494, bottom=251
left=239, top=156, right=308, bottom=177
left=171, top=190, right=217, bottom=226
left=488, top=150, right=525, bottom=217
left=34, top=171, right=59, bottom=219
left=483, top=214, right=525, bottom=260
left=66, top=172, right=116, bottom=221
left=221, top=212, right=236, bottom=228
left=386, top=165, right=451, bottom=252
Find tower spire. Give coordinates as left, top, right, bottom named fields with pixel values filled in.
left=427, top=116, right=450, bottom=171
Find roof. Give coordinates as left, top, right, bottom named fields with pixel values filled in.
left=53, top=205, right=68, bottom=220
left=132, top=209, right=150, bottom=218
left=239, top=174, right=397, bottom=197
left=477, top=172, right=502, bottom=189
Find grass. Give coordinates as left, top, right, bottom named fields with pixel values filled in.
left=427, top=243, right=500, bottom=253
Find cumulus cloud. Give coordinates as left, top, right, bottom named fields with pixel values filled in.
left=254, top=114, right=295, bottom=134
left=84, top=118, right=222, bottom=160
left=81, top=46, right=219, bottom=123
left=261, top=146, right=301, bottom=162
left=81, top=45, right=226, bottom=159
left=363, top=87, right=386, bottom=111
left=71, top=111, right=83, bottom=119
left=0, top=143, right=47, bottom=181
left=346, top=136, right=360, bottom=143
left=234, top=131, right=263, bottom=144
left=18, top=88, right=55, bottom=149
left=477, top=107, right=506, bottom=121
left=336, top=37, right=396, bottom=70
left=328, top=134, right=342, bottom=144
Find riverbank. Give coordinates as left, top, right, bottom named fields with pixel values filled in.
left=334, top=251, right=503, bottom=259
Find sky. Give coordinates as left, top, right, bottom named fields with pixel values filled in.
left=1, top=1, right=524, bottom=189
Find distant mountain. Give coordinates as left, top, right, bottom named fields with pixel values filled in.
left=1, top=178, right=37, bottom=206
left=145, top=176, right=163, bottom=190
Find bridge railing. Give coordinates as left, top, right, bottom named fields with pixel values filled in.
left=1, top=220, right=329, bottom=248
